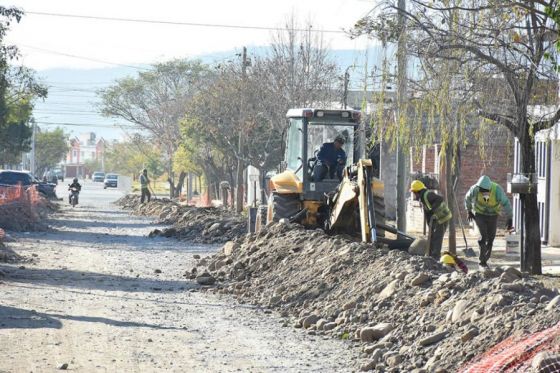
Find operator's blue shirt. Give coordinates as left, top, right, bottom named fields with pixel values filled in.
left=317, top=142, right=346, bottom=166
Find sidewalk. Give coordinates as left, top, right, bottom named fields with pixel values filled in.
left=445, top=230, right=560, bottom=274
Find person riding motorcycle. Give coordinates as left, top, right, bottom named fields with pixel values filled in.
left=68, top=177, right=82, bottom=205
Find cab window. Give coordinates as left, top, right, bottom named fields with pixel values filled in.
left=285, top=118, right=304, bottom=178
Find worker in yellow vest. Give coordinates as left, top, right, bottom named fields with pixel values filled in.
left=465, top=175, right=513, bottom=269
left=410, top=180, right=453, bottom=259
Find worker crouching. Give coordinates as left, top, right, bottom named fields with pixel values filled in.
left=410, top=180, right=453, bottom=260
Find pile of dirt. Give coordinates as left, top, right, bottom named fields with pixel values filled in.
left=0, top=198, right=55, bottom=232
left=116, top=195, right=246, bottom=244
left=196, top=222, right=560, bottom=372
left=0, top=243, right=24, bottom=264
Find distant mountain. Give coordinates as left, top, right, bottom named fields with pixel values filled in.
left=33, top=46, right=392, bottom=140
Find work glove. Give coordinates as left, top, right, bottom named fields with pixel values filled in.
left=467, top=210, right=475, bottom=222
left=506, top=218, right=513, bottom=231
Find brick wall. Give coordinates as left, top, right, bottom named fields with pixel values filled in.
left=456, top=144, right=513, bottom=225
left=407, top=143, right=514, bottom=228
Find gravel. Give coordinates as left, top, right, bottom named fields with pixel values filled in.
left=116, top=195, right=246, bottom=244
left=193, top=221, right=560, bottom=371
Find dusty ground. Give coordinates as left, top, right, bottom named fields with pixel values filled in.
left=0, top=182, right=355, bottom=373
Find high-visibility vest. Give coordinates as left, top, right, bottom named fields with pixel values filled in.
left=140, top=174, right=148, bottom=188
left=422, top=191, right=452, bottom=225
left=474, top=182, right=501, bottom=215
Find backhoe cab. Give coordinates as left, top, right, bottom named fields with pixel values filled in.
left=266, top=108, right=389, bottom=244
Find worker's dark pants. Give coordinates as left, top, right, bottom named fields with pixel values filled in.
left=312, top=162, right=343, bottom=182
left=141, top=187, right=151, bottom=203
left=474, top=213, right=498, bottom=265
left=429, top=220, right=447, bottom=259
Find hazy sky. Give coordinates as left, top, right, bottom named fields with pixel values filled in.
left=5, top=0, right=375, bottom=70
left=3, top=1, right=379, bottom=142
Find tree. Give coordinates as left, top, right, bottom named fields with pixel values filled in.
left=0, top=7, right=47, bottom=165
left=35, top=127, right=69, bottom=177
left=354, top=0, right=559, bottom=274
left=99, top=59, right=210, bottom=197
left=104, top=135, right=166, bottom=185
left=179, top=18, right=340, bottom=210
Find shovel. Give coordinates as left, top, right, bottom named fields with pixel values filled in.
left=148, top=185, right=158, bottom=201
left=452, top=183, right=476, bottom=257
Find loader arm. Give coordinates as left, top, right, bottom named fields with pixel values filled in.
left=327, top=159, right=378, bottom=243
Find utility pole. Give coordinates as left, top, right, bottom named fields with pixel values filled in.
left=30, top=121, right=36, bottom=175
left=396, top=0, right=407, bottom=234
left=342, top=68, right=350, bottom=109
left=358, top=53, right=369, bottom=159
left=236, top=46, right=248, bottom=213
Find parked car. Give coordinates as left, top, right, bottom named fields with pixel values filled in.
left=42, top=170, right=59, bottom=184
left=53, top=169, right=64, bottom=181
left=93, top=172, right=105, bottom=182
left=104, top=173, right=118, bottom=189
left=0, top=170, right=58, bottom=199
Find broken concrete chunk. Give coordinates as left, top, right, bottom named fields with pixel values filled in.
left=302, top=314, right=320, bottom=329
left=452, top=300, right=468, bottom=323
left=411, top=273, right=431, bottom=286
left=379, top=279, right=400, bottom=300
left=546, top=295, right=560, bottom=311
left=196, top=272, right=216, bottom=285
left=223, top=241, right=238, bottom=256
left=360, top=323, right=394, bottom=342
left=419, top=331, right=447, bottom=346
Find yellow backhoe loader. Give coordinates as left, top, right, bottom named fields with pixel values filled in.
left=264, top=108, right=414, bottom=249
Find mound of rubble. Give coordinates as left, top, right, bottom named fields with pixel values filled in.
left=196, top=222, right=560, bottom=372
left=0, top=198, right=55, bottom=232
left=116, top=195, right=246, bottom=244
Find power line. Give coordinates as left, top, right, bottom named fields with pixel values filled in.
left=18, top=44, right=149, bottom=70
left=26, top=11, right=346, bottom=34
left=36, top=121, right=136, bottom=128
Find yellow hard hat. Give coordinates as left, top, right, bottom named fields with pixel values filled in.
left=440, top=254, right=456, bottom=266
left=410, top=180, right=426, bottom=192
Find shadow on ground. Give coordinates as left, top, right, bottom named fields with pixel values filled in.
left=0, top=305, right=183, bottom=330
left=0, top=264, right=196, bottom=293
left=0, top=305, right=62, bottom=329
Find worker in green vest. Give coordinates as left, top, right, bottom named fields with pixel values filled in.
left=465, top=175, right=513, bottom=269
left=139, top=168, right=151, bottom=203
left=410, top=180, right=453, bottom=259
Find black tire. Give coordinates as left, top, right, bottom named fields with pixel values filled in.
left=269, top=193, right=301, bottom=222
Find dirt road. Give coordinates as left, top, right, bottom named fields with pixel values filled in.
left=0, top=183, right=355, bottom=372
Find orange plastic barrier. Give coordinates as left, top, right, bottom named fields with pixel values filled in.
left=0, top=184, right=40, bottom=206
left=459, top=322, right=560, bottom=372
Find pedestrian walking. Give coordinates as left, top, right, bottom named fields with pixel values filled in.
left=465, top=175, right=513, bottom=269
left=140, top=169, right=151, bottom=203
left=410, top=180, right=452, bottom=259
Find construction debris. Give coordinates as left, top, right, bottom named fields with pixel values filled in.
left=0, top=198, right=56, bottom=232
left=116, top=195, right=246, bottom=244
left=194, top=221, right=560, bottom=372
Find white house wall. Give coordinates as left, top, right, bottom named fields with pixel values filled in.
left=550, top=141, right=560, bottom=247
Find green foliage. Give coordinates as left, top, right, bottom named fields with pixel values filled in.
left=35, top=127, right=69, bottom=176
left=104, top=136, right=166, bottom=180
left=98, top=59, right=212, bottom=177
left=0, top=7, right=48, bottom=164
left=84, top=158, right=102, bottom=174
left=545, top=5, right=560, bottom=72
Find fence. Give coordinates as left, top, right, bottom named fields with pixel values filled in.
left=0, top=184, right=41, bottom=232
left=0, top=184, right=40, bottom=207
left=459, top=322, right=560, bottom=372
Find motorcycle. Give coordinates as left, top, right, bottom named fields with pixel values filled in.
left=68, top=186, right=80, bottom=207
